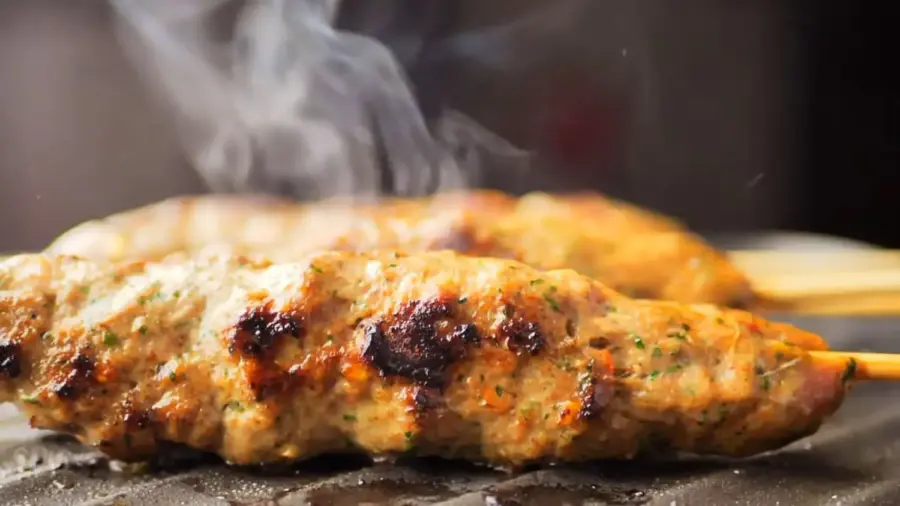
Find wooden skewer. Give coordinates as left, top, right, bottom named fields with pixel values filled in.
left=729, top=250, right=900, bottom=315
left=811, top=351, right=900, bottom=381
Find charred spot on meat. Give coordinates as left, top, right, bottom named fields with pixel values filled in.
left=229, top=304, right=304, bottom=359
left=497, top=317, right=544, bottom=356
left=588, top=337, right=612, bottom=350
left=123, top=406, right=152, bottom=430
left=52, top=351, right=96, bottom=400
left=578, top=375, right=614, bottom=420
left=0, top=339, right=22, bottom=379
left=359, top=299, right=480, bottom=389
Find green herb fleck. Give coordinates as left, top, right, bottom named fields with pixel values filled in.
left=666, top=364, right=683, bottom=374
left=169, top=372, right=177, bottom=382
left=530, top=279, right=545, bottom=286
left=103, top=331, right=120, bottom=346
left=79, top=286, right=90, bottom=295
left=543, top=293, right=561, bottom=312
left=225, top=401, right=245, bottom=412
left=652, top=346, right=663, bottom=358
left=631, top=334, right=645, bottom=350
left=310, top=264, right=324, bottom=273
left=173, top=290, right=181, bottom=298
left=761, top=375, right=771, bottom=391
left=326, top=333, right=335, bottom=343
left=404, top=431, right=413, bottom=440
left=556, top=359, right=576, bottom=372
left=647, top=370, right=661, bottom=381
left=20, top=394, right=41, bottom=405
left=495, top=385, right=505, bottom=397
left=138, top=325, right=148, bottom=335
left=343, top=413, right=357, bottom=422
left=668, top=330, right=688, bottom=341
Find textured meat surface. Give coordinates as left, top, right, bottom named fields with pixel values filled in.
left=0, top=250, right=847, bottom=467
left=44, top=191, right=755, bottom=307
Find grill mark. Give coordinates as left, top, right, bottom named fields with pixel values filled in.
left=497, top=318, right=545, bottom=356
left=0, top=339, right=22, bottom=379
left=52, top=351, right=96, bottom=400
left=229, top=304, right=304, bottom=359
left=228, top=303, right=307, bottom=401
left=359, top=299, right=480, bottom=389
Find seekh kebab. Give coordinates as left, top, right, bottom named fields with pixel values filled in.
left=0, top=250, right=849, bottom=467
left=45, top=190, right=756, bottom=307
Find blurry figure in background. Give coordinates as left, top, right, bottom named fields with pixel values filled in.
left=0, top=0, right=799, bottom=253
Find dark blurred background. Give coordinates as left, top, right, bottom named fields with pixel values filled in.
left=0, top=0, right=896, bottom=252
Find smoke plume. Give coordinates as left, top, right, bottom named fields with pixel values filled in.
left=110, top=0, right=531, bottom=200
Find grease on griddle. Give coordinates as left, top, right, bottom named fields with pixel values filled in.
left=483, top=484, right=650, bottom=506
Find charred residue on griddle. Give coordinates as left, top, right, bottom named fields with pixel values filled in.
left=497, top=317, right=544, bottom=356
left=0, top=338, right=22, bottom=378
left=229, top=303, right=304, bottom=359
left=52, top=350, right=96, bottom=399
left=359, top=298, right=480, bottom=389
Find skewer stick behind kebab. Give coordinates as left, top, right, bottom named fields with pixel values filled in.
left=0, top=249, right=860, bottom=467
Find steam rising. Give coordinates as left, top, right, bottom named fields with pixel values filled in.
left=110, top=0, right=530, bottom=199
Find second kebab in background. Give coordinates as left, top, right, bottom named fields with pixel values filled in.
left=45, top=190, right=756, bottom=308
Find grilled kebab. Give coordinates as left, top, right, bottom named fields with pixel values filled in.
left=0, top=250, right=849, bottom=466
left=45, top=191, right=756, bottom=307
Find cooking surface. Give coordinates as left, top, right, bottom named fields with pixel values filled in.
left=2, top=233, right=900, bottom=505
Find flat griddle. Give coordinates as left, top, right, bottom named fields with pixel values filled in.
left=2, top=233, right=899, bottom=505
